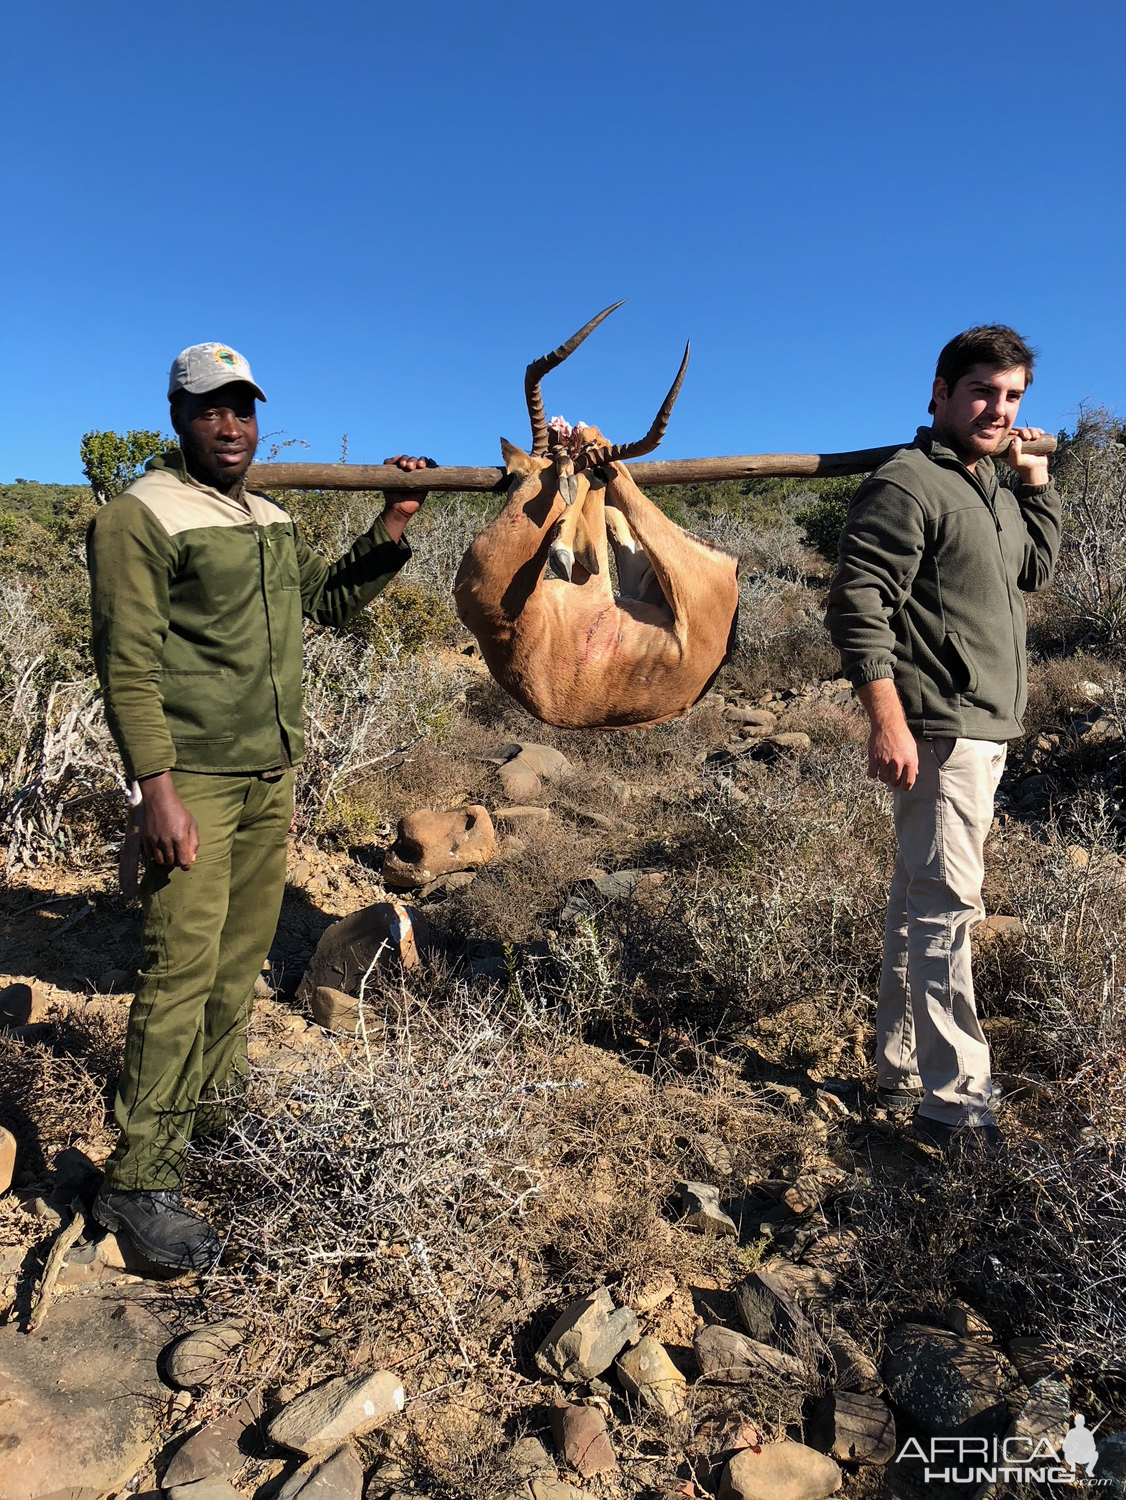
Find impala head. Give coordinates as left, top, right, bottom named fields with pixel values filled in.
left=500, top=301, right=690, bottom=496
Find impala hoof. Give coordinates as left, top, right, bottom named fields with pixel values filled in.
left=549, top=544, right=574, bottom=581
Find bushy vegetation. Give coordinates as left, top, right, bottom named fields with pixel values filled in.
left=1, top=417, right=1124, bottom=1495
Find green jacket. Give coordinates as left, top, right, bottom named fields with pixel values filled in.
left=825, top=428, right=1062, bottom=741
left=87, top=451, right=409, bottom=780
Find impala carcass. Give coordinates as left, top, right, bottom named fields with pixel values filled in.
left=453, top=305, right=740, bottom=729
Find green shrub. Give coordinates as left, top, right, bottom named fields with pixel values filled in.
left=797, top=476, right=861, bottom=563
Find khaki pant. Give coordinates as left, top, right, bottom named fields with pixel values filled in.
left=103, top=769, right=294, bottom=1191
left=877, top=737, right=1007, bottom=1127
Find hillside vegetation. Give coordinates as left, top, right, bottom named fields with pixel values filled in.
left=0, top=419, right=1123, bottom=1498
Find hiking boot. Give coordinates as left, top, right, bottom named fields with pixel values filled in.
left=909, top=1116, right=1006, bottom=1161
left=92, top=1186, right=220, bottom=1272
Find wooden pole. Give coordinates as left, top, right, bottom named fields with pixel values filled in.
left=245, top=435, right=1056, bottom=493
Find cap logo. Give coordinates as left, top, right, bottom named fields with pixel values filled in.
left=214, top=347, right=240, bottom=368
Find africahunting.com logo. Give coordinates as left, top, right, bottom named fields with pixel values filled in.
left=895, top=1412, right=1111, bottom=1485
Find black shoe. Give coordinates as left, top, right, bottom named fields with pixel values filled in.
left=93, top=1186, right=220, bottom=1272
left=876, top=1084, right=925, bottom=1114
left=909, top=1117, right=1006, bottom=1161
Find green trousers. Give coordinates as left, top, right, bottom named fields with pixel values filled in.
left=104, top=769, right=294, bottom=1192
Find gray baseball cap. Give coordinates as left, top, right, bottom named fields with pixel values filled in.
left=167, top=342, right=267, bottom=402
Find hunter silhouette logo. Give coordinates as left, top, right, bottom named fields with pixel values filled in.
left=895, top=1409, right=1111, bottom=1485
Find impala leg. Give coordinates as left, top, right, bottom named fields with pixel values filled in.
left=602, top=462, right=735, bottom=632
left=549, top=478, right=602, bottom=581
left=604, top=502, right=665, bottom=609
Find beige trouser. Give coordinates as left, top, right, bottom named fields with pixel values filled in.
left=877, top=737, right=1007, bottom=1127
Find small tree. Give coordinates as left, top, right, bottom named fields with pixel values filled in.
left=80, top=429, right=174, bottom=504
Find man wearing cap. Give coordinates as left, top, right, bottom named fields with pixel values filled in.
left=87, top=343, right=431, bottom=1270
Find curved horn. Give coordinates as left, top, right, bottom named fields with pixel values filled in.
left=525, top=300, right=626, bottom=456
left=588, top=341, right=691, bottom=465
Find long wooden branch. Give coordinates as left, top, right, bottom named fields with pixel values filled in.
left=246, top=435, right=1056, bottom=493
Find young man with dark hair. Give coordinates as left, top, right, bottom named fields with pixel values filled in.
left=825, top=326, right=1062, bottom=1154
left=87, top=343, right=432, bottom=1269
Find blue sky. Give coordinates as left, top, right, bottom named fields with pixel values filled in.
left=2, top=0, right=1123, bottom=483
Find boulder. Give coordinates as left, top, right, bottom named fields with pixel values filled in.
left=275, top=1444, right=365, bottom=1499
left=161, top=1415, right=246, bottom=1488
left=499, top=760, right=543, bottom=803
left=824, top=1327, right=881, bottom=1394
left=165, top=1319, right=247, bottom=1389
left=550, top=1403, right=617, bottom=1478
left=308, top=986, right=387, bottom=1035
left=509, top=1436, right=555, bottom=1479
left=693, top=1324, right=808, bottom=1385
left=718, top=1439, right=842, bottom=1500
left=382, top=806, right=496, bottom=889
left=1006, top=1335, right=1061, bottom=1384
left=941, top=1300, right=993, bottom=1339
left=507, top=743, right=574, bottom=781
left=166, top=1482, right=243, bottom=1500
left=808, top=1390, right=896, bottom=1464
left=0, top=981, right=48, bottom=1028
left=615, top=1336, right=687, bottom=1417
left=734, top=1269, right=820, bottom=1359
left=296, top=902, right=427, bottom=1004
left=1005, top=1377, right=1070, bottom=1458
left=882, top=1322, right=1011, bottom=1436
left=723, top=707, right=778, bottom=730
left=267, top=1369, right=405, bottom=1456
left=535, top=1287, right=639, bottom=1382
left=0, top=1128, right=15, bottom=1195
left=679, top=1181, right=738, bottom=1237
left=0, top=1289, right=168, bottom=1500
left=759, top=1257, right=836, bottom=1304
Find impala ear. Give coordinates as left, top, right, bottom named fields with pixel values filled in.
left=500, top=438, right=535, bottom=476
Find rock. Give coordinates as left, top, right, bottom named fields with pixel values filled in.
left=632, top=1271, right=677, bottom=1314
left=733, top=1269, right=820, bottom=1360
left=253, top=973, right=273, bottom=999
left=824, top=1327, right=881, bottom=1394
left=276, top=1444, right=365, bottom=1499
left=1099, top=1432, right=1126, bottom=1481
left=0, top=1288, right=168, bottom=1500
left=693, top=1324, right=808, bottom=1385
left=1005, top=1377, right=1070, bottom=1457
left=0, top=981, right=47, bottom=1028
left=615, top=1336, right=687, bottom=1417
left=768, top=732, right=811, bottom=753
left=96, top=1232, right=126, bottom=1269
left=165, top=1319, right=247, bottom=1389
left=719, top=1440, right=842, bottom=1500
left=697, top=1134, right=735, bottom=1176
left=492, top=805, right=552, bottom=823
left=162, top=1415, right=246, bottom=1487
left=679, top=1181, right=738, bottom=1237
left=587, top=868, right=663, bottom=900
left=941, top=1300, right=993, bottom=1338
left=0, top=1128, right=15, bottom=1194
left=166, top=1482, right=244, bottom=1500
left=723, top=707, right=778, bottom=730
left=812, top=1089, right=850, bottom=1120
left=509, top=1437, right=555, bottom=1478
left=529, top=1480, right=583, bottom=1500
left=1006, top=1335, right=1062, bottom=1384
left=499, top=760, right=543, bottom=802
left=24, top=1196, right=61, bottom=1223
left=808, top=1390, right=896, bottom=1464
left=759, top=1257, right=836, bottom=1303
left=762, top=1082, right=804, bottom=1107
left=550, top=1403, right=617, bottom=1478
left=98, top=967, right=133, bottom=993
left=510, top=743, right=574, bottom=781
left=308, top=986, right=386, bottom=1036
left=711, top=1415, right=761, bottom=1454
left=882, top=1322, right=1011, bottom=1436
left=267, top=1369, right=405, bottom=1456
left=973, top=915, right=1025, bottom=945
left=382, top=806, right=496, bottom=889
left=535, top=1287, right=640, bottom=1382
left=296, top=902, right=427, bottom=1004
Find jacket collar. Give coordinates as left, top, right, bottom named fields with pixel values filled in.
left=913, top=425, right=997, bottom=498
left=146, top=448, right=250, bottom=508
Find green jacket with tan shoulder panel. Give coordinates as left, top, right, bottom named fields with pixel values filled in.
left=87, top=450, right=409, bottom=781
left=825, top=428, right=1062, bottom=741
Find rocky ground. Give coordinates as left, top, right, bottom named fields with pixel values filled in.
left=1, top=657, right=1124, bottom=1500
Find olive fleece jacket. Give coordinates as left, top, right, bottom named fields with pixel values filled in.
left=825, top=428, right=1062, bottom=741
left=87, top=451, right=410, bottom=781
